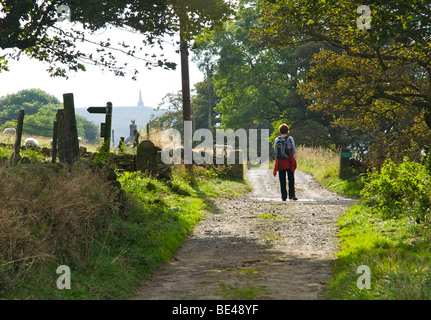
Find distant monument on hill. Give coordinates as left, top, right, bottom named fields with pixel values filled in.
left=138, top=90, right=144, bottom=107
left=75, top=90, right=165, bottom=146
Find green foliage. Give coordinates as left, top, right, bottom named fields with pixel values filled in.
left=0, top=55, right=8, bottom=73
left=20, top=148, right=49, bottom=163
left=0, top=89, right=98, bottom=141
left=193, top=2, right=345, bottom=148
left=151, top=92, right=184, bottom=132
left=0, top=163, right=250, bottom=299
left=23, top=104, right=60, bottom=136
left=195, top=5, right=290, bottom=130
left=0, top=89, right=61, bottom=120
left=92, top=141, right=111, bottom=164
left=76, top=115, right=99, bottom=143
left=0, top=145, right=13, bottom=159
left=328, top=157, right=431, bottom=299
left=1, top=0, right=233, bottom=79
left=190, top=79, right=220, bottom=131
left=151, top=79, right=220, bottom=133
left=254, top=0, right=431, bottom=167
left=361, top=158, right=431, bottom=221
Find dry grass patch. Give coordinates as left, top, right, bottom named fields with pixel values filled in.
left=0, top=161, right=122, bottom=281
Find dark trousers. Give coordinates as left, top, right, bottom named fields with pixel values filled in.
left=279, top=169, right=295, bottom=200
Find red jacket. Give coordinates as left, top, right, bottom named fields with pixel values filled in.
left=273, top=155, right=297, bottom=176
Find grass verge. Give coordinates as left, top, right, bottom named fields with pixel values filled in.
left=327, top=203, right=431, bottom=299
left=293, top=146, right=431, bottom=299
left=295, top=145, right=363, bottom=198
left=0, top=163, right=251, bottom=299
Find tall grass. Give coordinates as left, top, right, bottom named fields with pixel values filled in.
left=0, top=161, right=121, bottom=297
left=328, top=204, right=431, bottom=300
left=295, top=146, right=363, bottom=198
left=0, top=160, right=250, bottom=299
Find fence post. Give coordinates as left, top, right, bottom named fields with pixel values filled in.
left=56, top=93, right=79, bottom=165
left=63, top=93, right=80, bottom=165
left=112, top=129, right=115, bottom=149
left=52, top=120, right=58, bottom=163
left=339, top=148, right=352, bottom=179
left=56, top=109, right=66, bottom=163
left=118, top=137, right=125, bottom=153
left=12, top=109, right=25, bottom=165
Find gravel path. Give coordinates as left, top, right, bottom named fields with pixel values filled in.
left=133, top=168, right=357, bottom=300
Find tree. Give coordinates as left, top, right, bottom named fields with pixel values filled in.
left=191, top=79, right=220, bottom=132
left=254, top=0, right=431, bottom=166
left=170, top=0, right=233, bottom=158
left=0, top=0, right=176, bottom=77
left=193, top=2, right=344, bottom=148
left=0, top=89, right=98, bottom=142
left=151, top=79, right=220, bottom=133
left=76, top=115, right=99, bottom=143
left=151, top=92, right=184, bottom=132
left=0, top=89, right=60, bottom=120
left=1, top=0, right=232, bottom=78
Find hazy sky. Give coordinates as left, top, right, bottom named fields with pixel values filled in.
left=0, top=23, right=204, bottom=110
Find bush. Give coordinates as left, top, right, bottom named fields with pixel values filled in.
left=361, top=157, right=431, bottom=221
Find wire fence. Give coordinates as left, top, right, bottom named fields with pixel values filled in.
left=0, top=105, right=80, bottom=166
left=0, top=115, right=53, bottom=137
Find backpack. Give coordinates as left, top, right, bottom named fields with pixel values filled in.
left=275, top=136, right=290, bottom=160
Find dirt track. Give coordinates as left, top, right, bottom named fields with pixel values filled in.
left=133, top=168, right=357, bottom=300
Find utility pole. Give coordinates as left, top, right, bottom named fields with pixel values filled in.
left=180, top=18, right=193, bottom=171
left=180, top=21, right=191, bottom=127
left=206, top=64, right=212, bottom=131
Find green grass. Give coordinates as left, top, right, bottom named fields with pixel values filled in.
left=0, top=165, right=251, bottom=299
left=327, top=203, right=431, bottom=300
left=293, top=146, right=431, bottom=300
left=295, top=146, right=363, bottom=198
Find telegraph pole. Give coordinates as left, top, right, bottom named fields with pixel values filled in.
left=180, top=18, right=193, bottom=171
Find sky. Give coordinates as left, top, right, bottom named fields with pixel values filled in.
left=0, top=23, right=204, bottom=110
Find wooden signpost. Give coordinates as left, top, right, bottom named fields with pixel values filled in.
left=87, top=102, right=113, bottom=150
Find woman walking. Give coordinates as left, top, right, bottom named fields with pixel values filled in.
left=273, top=124, right=298, bottom=201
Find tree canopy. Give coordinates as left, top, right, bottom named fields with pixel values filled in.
left=193, top=2, right=346, bottom=148
left=0, top=89, right=99, bottom=142
left=253, top=0, right=431, bottom=167
left=0, top=0, right=233, bottom=78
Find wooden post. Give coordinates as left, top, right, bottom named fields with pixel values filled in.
left=63, top=93, right=80, bottom=165
left=56, top=109, right=66, bottom=163
left=112, top=129, right=115, bottom=149
left=206, top=64, right=212, bottom=131
left=56, top=93, right=80, bottom=165
left=104, top=102, right=112, bottom=151
left=12, top=109, right=25, bottom=165
left=180, top=19, right=193, bottom=175
left=118, top=137, right=125, bottom=153
left=52, top=120, right=58, bottom=163
left=339, top=148, right=352, bottom=179
left=146, top=123, right=150, bottom=140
